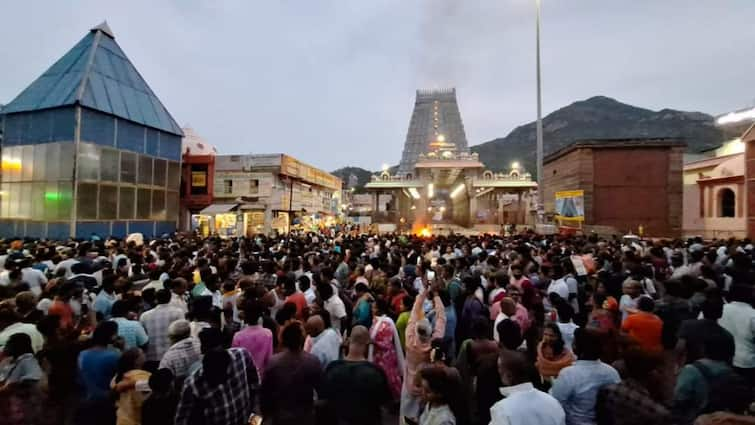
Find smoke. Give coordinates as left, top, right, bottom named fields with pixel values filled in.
left=414, top=1, right=511, bottom=88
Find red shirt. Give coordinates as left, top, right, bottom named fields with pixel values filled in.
left=285, top=292, right=308, bottom=319
left=48, top=300, right=74, bottom=329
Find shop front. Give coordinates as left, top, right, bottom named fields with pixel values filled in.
left=195, top=204, right=240, bottom=237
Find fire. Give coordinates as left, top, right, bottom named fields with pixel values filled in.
left=418, top=227, right=432, bottom=237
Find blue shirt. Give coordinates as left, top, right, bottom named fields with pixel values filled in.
left=112, top=317, right=149, bottom=349
left=78, top=348, right=120, bottom=401
left=93, top=291, right=116, bottom=319
left=550, top=360, right=620, bottom=425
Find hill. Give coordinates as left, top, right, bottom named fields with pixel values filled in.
left=331, top=166, right=373, bottom=191
left=471, top=96, right=724, bottom=176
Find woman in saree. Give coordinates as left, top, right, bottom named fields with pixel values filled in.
left=369, top=298, right=405, bottom=400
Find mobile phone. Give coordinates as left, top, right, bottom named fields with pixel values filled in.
left=426, top=270, right=435, bottom=281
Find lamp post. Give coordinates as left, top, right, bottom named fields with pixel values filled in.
left=535, top=0, right=544, bottom=223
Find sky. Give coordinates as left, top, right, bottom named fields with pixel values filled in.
left=1, top=1, right=754, bottom=172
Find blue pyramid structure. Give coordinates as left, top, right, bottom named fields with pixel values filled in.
left=3, top=22, right=182, bottom=136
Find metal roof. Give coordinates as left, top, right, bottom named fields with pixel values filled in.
left=3, top=22, right=182, bottom=136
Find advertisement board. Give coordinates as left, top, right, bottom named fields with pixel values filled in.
left=555, top=190, right=585, bottom=221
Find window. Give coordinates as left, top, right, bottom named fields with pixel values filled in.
left=119, top=187, right=135, bottom=220
left=101, top=149, right=119, bottom=182
left=100, top=185, right=118, bottom=219
left=137, top=188, right=151, bottom=219
left=121, top=152, right=137, bottom=184
left=153, top=159, right=167, bottom=187
left=167, top=161, right=181, bottom=189
left=719, top=188, right=736, bottom=218
left=223, top=179, right=233, bottom=194
left=138, top=155, right=153, bottom=185
left=77, top=183, right=98, bottom=219
left=249, top=179, right=259, bottom=195
left=151, top=189, right=166, bottom=220
left=77, top=143, right=100, bottom=181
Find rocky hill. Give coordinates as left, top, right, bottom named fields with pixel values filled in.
left=471, top=96, right=724, bottom=176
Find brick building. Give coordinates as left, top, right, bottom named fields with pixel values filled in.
left=543, top=138, right=685, bottom=237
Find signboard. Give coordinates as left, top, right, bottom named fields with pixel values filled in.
left=191, top=171, right=207, bottom=187
left=555, top=190, right=585, bottom=221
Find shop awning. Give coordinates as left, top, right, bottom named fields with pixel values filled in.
left=199, top=204, right=239, bottom=215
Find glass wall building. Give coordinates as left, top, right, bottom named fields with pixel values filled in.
left=0, top=23, right=183, bottom=239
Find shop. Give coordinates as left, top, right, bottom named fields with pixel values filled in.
left=195, top=204, right=240, bottom=237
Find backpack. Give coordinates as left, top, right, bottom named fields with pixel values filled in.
left=692, top=361, right=752, bottom=414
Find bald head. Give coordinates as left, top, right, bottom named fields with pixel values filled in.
left=305, top=315, right=325, bottom=337
left=350, top=325, right=370, bottom=346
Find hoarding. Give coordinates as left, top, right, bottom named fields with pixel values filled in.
left=555, top=190, right=585, bottom=221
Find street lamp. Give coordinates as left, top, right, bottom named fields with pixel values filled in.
left=535, top=0, right=544, bottom=222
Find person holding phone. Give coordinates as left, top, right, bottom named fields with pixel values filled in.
left=401, top=283, right=446, bottom=424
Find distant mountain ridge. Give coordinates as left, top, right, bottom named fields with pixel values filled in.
left=334, top=96, right=725, bottom=186
left=471, top=96, right=724, bottom=176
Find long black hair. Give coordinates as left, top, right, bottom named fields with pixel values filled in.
left=115, top=348, right=144, bottom=383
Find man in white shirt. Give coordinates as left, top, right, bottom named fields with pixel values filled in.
left=550, top=328, right=620, bottom=425
left=490, top=350, right=565, bottom=425
left=305, top=314, right=341, bottom=368
left=320, top=283, right=347, bottom=334
left=718, top=284, right=755, bottom=380
left=55, top=248, right=80, bottom=279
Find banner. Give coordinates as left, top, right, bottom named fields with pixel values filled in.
left=555, top=190, right=585, bottom=221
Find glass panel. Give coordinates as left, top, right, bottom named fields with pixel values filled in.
left=43, top=182, right=58, bottom=220
left=31, top=183, right=45, bottom=219
left=150, top=189, right=166, bottom=220
left=21, top=146, right=34, bottom=181
left=100, top=184, right=118, bottom=220
left=137, top=188, right=151, bottom=219
left=100, top=148, right=119, bottom=182
left=167, top=161, right=180, bottom=190
left=18, top=182, right=31, bottom=218
left=8, top=184, right=20, bottom=217
left=119, top=187, right=135, bottom=220
left=138, top=155, right=153, bottom=185
left=56, top=182, right=73, bottom=221
left=4, top=147, right=21, bottom=183
left=166, top=191, right=179, bottom=222
left=33, top=144, right=46, bottom=181
left=121, top=152, right=137, bottom=184
left=77, top=143, right=100, bottom=181
left=0, top=183, right=8, bottom=218
left=153, top=159, right=166, bottom=187
left=43, top=143, right=60, bottom=181
left=59, top=143, right=75, bottom=181
left=77, top=182, right=98, bottom=219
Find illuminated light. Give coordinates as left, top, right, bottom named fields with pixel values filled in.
left=44, top=192, right=62, bottom=201
left=418, top=227, right=432, bottom=238
left=381, top=163, right=389, bottom=172
left=440, top=206, right=446, bottom=212
left=410, top=205, right=416, bottom=210
left=427, top=183, right=434, bottom=198
left=511, top=161, right=520, bottom=169
left=450, top=183, right=465, bottom=199
left=408, top=188, right=421, bottom=199
left=427, top=207, right=433, bottom=212
left=436, top=134, right=446, bottom=143
left=717, top=107, right=755, bottom=125
left=1, top=158, right=22, bottom=171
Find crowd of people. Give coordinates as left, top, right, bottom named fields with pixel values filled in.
left=0, top=230, right=752, bottom=425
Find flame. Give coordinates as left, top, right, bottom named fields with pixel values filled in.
left=418, top=227, right=432, bottom=237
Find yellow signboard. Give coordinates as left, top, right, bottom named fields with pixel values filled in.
left=191, top=171, right=207, bottom=187
left=555, top=190, right=585, bottom=221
